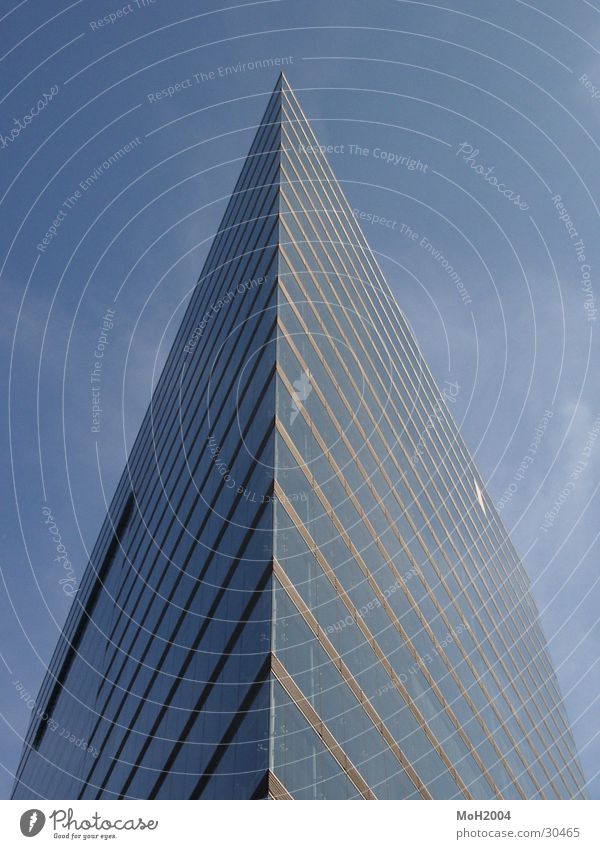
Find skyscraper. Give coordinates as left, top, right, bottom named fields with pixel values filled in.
left=13, top=75, right=586, bottom=800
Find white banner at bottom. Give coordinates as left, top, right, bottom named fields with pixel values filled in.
left=0, top=799, right=598, bottom=847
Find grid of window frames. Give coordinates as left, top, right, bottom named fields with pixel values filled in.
left=13, top=76, right=586, bottom=801
left=269, top=79, right=585, bottom=800
left=13, top=85, right=284, bottom=801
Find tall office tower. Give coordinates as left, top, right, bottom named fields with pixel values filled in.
left=13, top=76, right=586, bottom=801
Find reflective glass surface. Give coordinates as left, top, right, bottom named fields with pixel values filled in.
left=13, top=77, right=586, bottom=801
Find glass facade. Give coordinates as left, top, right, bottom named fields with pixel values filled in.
left=13, top=76, right=586, bottom=800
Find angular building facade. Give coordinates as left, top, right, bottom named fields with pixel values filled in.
left=13, top=76, right=586, bottom=800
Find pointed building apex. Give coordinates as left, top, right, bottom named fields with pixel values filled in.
left=274, top=71, right=291, bottom=92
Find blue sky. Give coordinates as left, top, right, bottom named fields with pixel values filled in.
left=1, top=0, right=599, bottom=799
